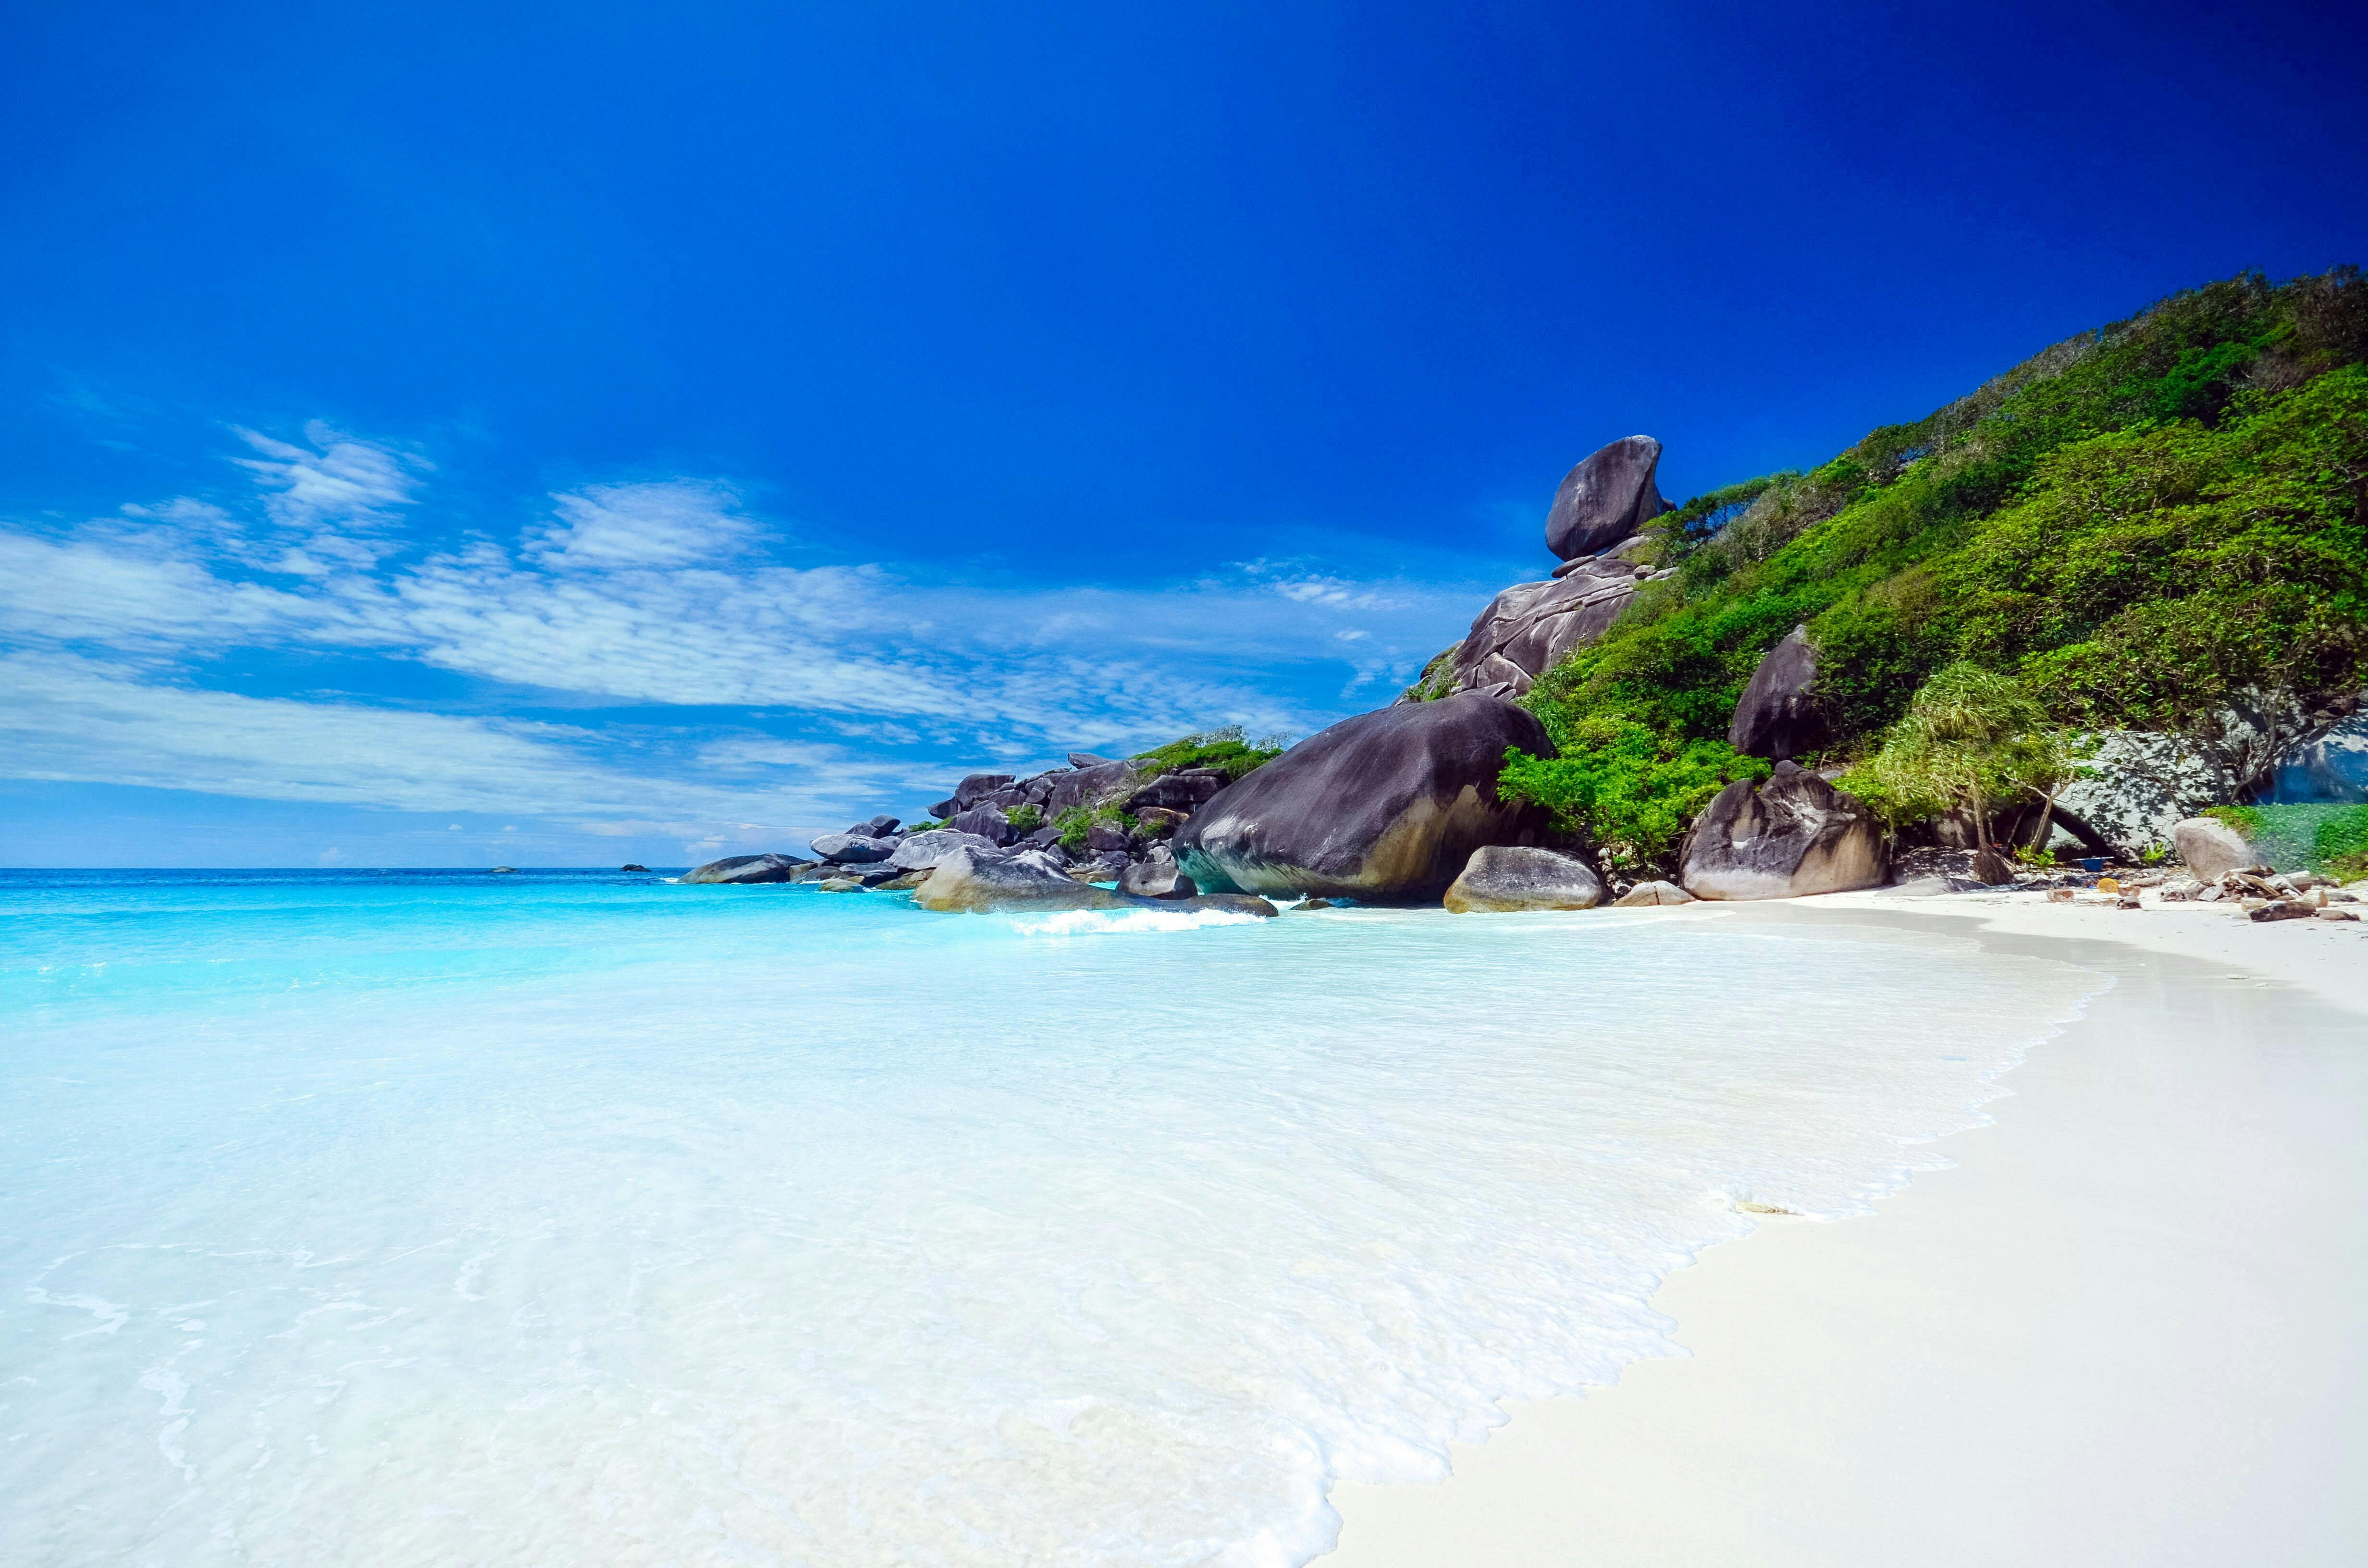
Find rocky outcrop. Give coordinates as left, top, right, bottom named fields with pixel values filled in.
left=682, top=852, right=810, bottom=884
left=2172, top=816, right=2256, bottom=882
left=1679, top=761, right=1887, bottom=900
left=1545, top=436, right=1673, bottom=561
left=808, top=832, right=897, bottom=864
left=1175, top=693, right=1559, bottom=903
left=1442, top=845, right=1603, bottom=912
left=1727, top=625, right=1830, bottom=760
left=1046, top=759, right=1149, bottom=814
left=2263, top=708, right=2368, bottom=803
left=914, top=847, right=1275, bottom=918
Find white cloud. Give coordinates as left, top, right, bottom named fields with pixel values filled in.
left=526, top=480, right=762, bottom=569
left=232, top=422, right=424, bottom=533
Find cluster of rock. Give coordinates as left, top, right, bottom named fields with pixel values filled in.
left=2158, top=862, right=2361, bottom=922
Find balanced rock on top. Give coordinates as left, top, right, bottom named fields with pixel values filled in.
left=1545, top=435, right=1674, bottom=560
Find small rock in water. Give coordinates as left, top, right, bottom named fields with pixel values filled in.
left=1289, top=897, right=1336, bottom=911
left=817, top=877, right=864, bottom=893
left=491, top=866, right=517, bottom=874
left=1613, top=879, right=1694, bottom=907
left=620, top=863, right=650, bottom=873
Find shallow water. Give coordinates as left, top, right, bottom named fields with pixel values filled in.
left=0, top=870, right=2104, bottom=1566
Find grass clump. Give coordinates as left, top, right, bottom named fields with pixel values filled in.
left=1052, top=805, right=1135, bottom=853
left=2203, top=803, right=2368, bottom=879
left=1002, top=804, right=1044, bottom=833
left=1132, top=725, right=1288, bottom=780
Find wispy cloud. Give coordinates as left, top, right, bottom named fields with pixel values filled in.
left=0, top=421, right=1500, bottom=834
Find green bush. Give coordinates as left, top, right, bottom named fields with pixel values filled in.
left=1131, top=725, right=1286, bottom=780
left=1003, top=804, right=1044, bottom=833
left=1498, top=717, right=1767, bottom=875
left=1052, top=804, right=1135, bottom=853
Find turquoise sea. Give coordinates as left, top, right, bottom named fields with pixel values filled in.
left=1, top=870, right=2103, bottom=1565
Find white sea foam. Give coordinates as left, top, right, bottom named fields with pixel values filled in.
left=0, top=874, right=2105, bottom=1565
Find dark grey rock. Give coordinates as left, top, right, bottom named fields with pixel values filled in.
left=1678, top=762, right=1887, bottom=900
left=809, top=832, right=898, bottom=864
left=1132, top=806, right=1189, bottom=839
left=928, top=797, right=958, bottom=820
left=1442, top=845, right=1604, bottom=912
left=620, top=863, right=650, bottom=872
left=847, top=815, right=901, bottom=838
left=681, top=852, right=811, bottom=885
left=1085, top=819, right=1131, bottom=853
left=1727, top=626, right=1831, bottom=760
left=1046, top=760, right=1149, bottom=814
left=952, top=772, right=1016, bottom=811
left=1174, top=692, right=1559, bottom=903
left=948, top=804, right=1019, bottom=845
left=1544, top=435, right=1673, bottom=561
left=1127, top=772, right=1226, bottom=813
left=1067, top=849, right=1130, bottom=883
left=1067, top=752, right=1116, bottom=768
left=1021, top=824, right=1067, bottom=850
left=1441, top=564, right=1647, bottom=700
left=1119, top=845, right=1198, bottom=899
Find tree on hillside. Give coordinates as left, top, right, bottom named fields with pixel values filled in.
left=1842, top=662, right=2089, bottom=858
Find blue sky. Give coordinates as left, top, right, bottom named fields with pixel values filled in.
left=4, top=0, right=2364, bottom=867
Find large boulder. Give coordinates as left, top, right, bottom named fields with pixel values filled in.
left=1612, top=879, right=1694, bottom=907
left=951, top=772, right=1015, bottom=811
left=681, top=852, right=810, bottom=884
left=1442, top=845, right=1604, bottom=912
left=1126, top=770, right=1228, bottom=813
left=1679, top=762, right=1887, bottom=900
left=2172, top=816, right=2257, bottom=882
left=1544, top=436, right=1673, bottom=561
left=1174, top=693, right=1559, bottom=903
left=885, top=829, right=1003, bottom=870
left=808, top=832, right=897, bottom=864
left=1046, top=759, right=1150, bottom=814
left=1120, top=845, right=1198, bottom=899
left=1727, top=625, right=1831, bottom=760
left=1438, top=561, right=1654, bottom=700
left=2263, top=710, right=2368, bottom=804
left=2055, top=691, right=2308, bottom=852
left=948, top=804, right=1019, bottom=845
left=848, top=815, right=900, bottom=838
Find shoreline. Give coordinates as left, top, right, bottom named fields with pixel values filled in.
left=1323, top=895, right=2368, bottom=1565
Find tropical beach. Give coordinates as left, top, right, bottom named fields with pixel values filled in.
left=6, top=4, right=2368, bottom=1565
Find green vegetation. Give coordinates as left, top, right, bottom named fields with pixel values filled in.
left=1496, top=268, right=2368, bottom=868
left=1838, top=662, right=2090, bottom=849
left=1052, top=804, right=1135, bottom=853
left=1002, top=804, right=1044, bottom=833
left=1131, top=726, right=1289, bottom=781
left=2202, top=803, right=2368, bottom=880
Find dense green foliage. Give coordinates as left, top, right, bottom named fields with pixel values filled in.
left=1837, top=662, right=2087, bottom=843
left=2204, top=803, right=2368, bottom=881
left=1131, top=725, right=1287, bottom=781
left=1051, top=803, right=1133, bottom=853
left=1002, top=804, right=1044, bottom=833
left=1498, top=718, right=1765, bottom=872
left=1498, top=268, right=2368, bottom=866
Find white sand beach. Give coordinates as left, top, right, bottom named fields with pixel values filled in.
left=1326, top=892, right=2368, bottom=1566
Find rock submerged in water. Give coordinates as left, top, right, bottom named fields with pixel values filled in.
left=1442, top=845, right=1604, bottom=912
left=1175, top=693, right=1559, bottom=903
left=1679, top=762, right=1886, bottom=900
left=682, top=852, right=810, bottom=884
left=1727, top=626, right=1830, bottom=760
left=1545, top=435, right=1674, bottom=561
left=1119, top=844, right=1198, bottom=899
left=620, top=863, right=650, bottom=872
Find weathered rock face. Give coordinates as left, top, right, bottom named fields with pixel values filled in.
left=1045, top=760, right=1149, bottom=814
left=2263, top=710, right=2368, bottom=803
left=2054, top=692, right=2308, bottom=851
left=1174, top=693, right=1559, bottom=903
left=808, top=833, right=897, bottom=864
left=1126, top=770, right=1227, bottom=813
left=948, top=804, right=1019, bottom=845
left=1442, top=560, right=1655, bottom=700
left=1679, top=762, right=1887, bottom=900
left=848, top=815, right=900, bottom=838
left=1545, top=436, right=1673, bottom=561
left=681, top=852, right=809, bottom=884
left=1442, top=845, right=1603, bottom=912
left=885, top=829, right=1003, bottom=870
left=2172, top=816, right=2256, bottom=882
left=951, top=772, right=1016, bottom=811
left=1727, top=626, right=1830, bottom=760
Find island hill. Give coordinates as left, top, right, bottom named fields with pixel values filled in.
left=685, top=267, right=2368, bottom=919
